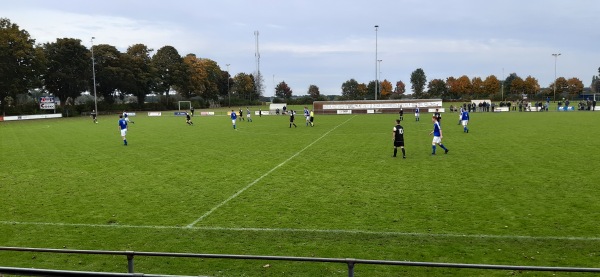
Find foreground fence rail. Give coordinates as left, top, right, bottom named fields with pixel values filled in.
left=1, top=246, right=599, bottom=276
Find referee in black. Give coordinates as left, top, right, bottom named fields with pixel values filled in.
left=392, top=119, right=406, bottom=158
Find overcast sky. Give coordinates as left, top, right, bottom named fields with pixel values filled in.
left=4, top=0, right=599, bottom=96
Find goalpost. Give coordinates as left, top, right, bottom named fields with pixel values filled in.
left=178, top=101, right=192, bottom=111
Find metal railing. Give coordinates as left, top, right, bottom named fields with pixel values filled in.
left=1, top=246, right=599, bottom=277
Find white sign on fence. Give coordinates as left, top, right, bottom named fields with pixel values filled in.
left=40, top=102, right=55, bottom=109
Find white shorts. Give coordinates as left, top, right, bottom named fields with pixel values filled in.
left=120, top=129, right=127, bottom=136
left=247, top=114, right=251, bottom=118
left=125, top=117, right=131, bottom=122
left=462, top=120, right=468, bottom=126
left=432, top=136, right=441, bottom=144
left=232, top=119, right=236, bottom=124
left=306, top=116, right=310, bottom=121
left=415, top=113, right=419, bottom=117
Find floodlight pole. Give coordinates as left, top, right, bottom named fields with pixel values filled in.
left=91, top=37, right=98, bottom=117
left=226, top=64, right=231, bottom=107
left=374, top=25, right=379, bottom=100
left=501, top=68, right=504, bottom=101
left=378, top=59, right=382, bottom=97
left=552, top=53, right=561, bottom=102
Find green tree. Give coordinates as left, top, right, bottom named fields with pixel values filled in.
left=43, top=38, right=90, bottom=106
left=591, top=75, right=600, bottom=93
left=341, top=79, right=359, bottom=99
left=367, top=80, right=377, bottom=100
left=0, top=18, right=43, bottom=112
left=308, top=84, right=320, bottom=100
left=90, top=44, right=124, bottom=104
left=275, top=81, right=293, bottom=99
left=410, top=68, right=427, bottom=98
left=253, top=71, right=264, bottom=100
left=427, top=79, right=447, bottom=99
left=152, top=45, right=187, bottom=106
left=503, top=73, right=519, bottom=97
left=121, top=43, right=154, bottom=106
left=217, top=68, right=230, bottom=99
left=232, top=73, right=255, bottom=99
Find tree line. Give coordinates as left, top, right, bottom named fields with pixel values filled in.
left=0, top=18, right=265, bottom=115
left=340, top=68, right=587, bottom=101
left=1, top=17, right=595, bottom=116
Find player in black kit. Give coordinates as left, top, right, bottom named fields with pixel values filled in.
left=392, top=119, right=406, bottom=158
left=289, top=110, right=297, bottom=128
left=186, top=112, right=193, bottom=125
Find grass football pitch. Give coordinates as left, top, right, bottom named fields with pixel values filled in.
left=0, top=107, right=599, bottom=276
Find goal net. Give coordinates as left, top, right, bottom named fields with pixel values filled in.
left=178, top=101, right=192, bottom=111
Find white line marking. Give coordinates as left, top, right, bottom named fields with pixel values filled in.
left=1, top=221, right=598, bottom=241
left=186, top=116, right=357, bottom=228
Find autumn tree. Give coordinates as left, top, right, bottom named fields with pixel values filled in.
left=509, top=76, right=525, bottom=98
left=357, top=83, right=369, bottom=99
left=566, top=77, right=584, bottom=98
left=180, top=54, right=203, bottom=99
left=548, top=77, right=569, bottom=99
left=449, top=75, right=472, bottom=99
left=380, top=79, right=393, bottom=99
left=392, top=81, right=406, bottom=99
left=446, top=77, right=456, bottom=99
left=197, top=58, right=222, bottom=100
left=410, top=68, right=427, bottom=98
left=482, top=75, right=501, bottom=98
left=308, top=84, right=320, bottom=100
left=471, top=77, right=484, bottom=99
left=275, top=81, right=293, bottom=99
left=43, top=38, right=90, bottom=105
left=523, top=76, right=540, bottom=97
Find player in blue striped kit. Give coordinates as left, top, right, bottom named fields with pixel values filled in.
left=118, top=114, right=128, bottom=146
left=429, top=116, right=448, bottom=155
left=461, top=109, right=470, bottom=133
left=230, top=110, right=237, bottom=129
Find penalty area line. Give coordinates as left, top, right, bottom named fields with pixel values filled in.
left=186, top=115, right=357, bottom=228
left=1, top=221, right=599, bottom=242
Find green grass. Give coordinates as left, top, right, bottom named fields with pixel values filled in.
left=1, top=108, right=599, bottom=276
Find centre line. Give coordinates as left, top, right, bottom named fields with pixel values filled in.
left=186, top=116, right=356, bottom=228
